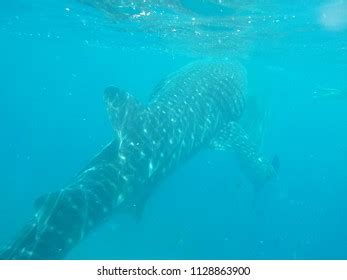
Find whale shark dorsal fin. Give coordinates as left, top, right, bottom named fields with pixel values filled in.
left=150, top=77, right=168, bottom=101
left=104, top=86, right=144, bottom=132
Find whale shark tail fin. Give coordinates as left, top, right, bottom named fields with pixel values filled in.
left=236, top=91, right=279, bottom=191
left=238, top=92, right=278, bottom=210
left=210, top=122, right=277, bottom=187
left=240, top=92, right=271, bottom=151
left=104, top=86, right=145, bottom=133
left=251, top=154, right=279, bottom=213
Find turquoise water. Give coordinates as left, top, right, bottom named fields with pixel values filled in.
left=0, top=0, right=346, bottom=259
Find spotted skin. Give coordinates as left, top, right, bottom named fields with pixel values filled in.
left=0, top=60, right=275, bottom=259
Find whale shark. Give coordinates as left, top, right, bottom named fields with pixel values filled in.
left=0, top=60, right=276, bottom=259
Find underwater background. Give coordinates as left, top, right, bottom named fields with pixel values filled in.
left=0, top=0, right=346, bottom=259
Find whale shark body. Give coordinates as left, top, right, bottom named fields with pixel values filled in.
left=0, top=60, right=276, bottom=259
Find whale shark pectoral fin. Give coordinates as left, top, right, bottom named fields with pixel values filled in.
left=104, top=86, right=144, bottom=132
left=210, top=122, right=277, bottom=186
